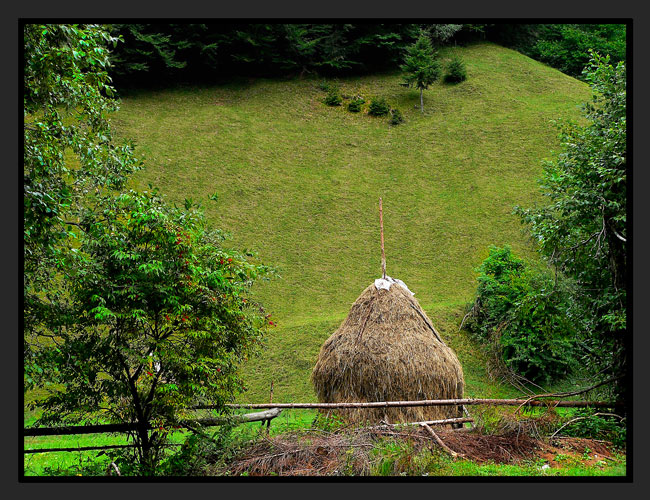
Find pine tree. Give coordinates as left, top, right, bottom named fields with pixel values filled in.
left=401, top=33, right=441, bottom=113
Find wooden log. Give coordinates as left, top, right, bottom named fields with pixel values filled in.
left=202, top=398, right=620, bottom=411
left=24, top=443, right=183, bottom=455
left=191, top=408, right=282, bottom=427
left=23, top=408, right=283, bottom=438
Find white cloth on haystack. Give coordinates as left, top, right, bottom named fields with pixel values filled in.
left=373, top=276, right=415, bottom=296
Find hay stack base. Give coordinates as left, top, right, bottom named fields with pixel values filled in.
left=311, top=281, right=464, bottom=424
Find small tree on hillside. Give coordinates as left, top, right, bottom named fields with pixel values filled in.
left=401, top=33, right=441, bottom=113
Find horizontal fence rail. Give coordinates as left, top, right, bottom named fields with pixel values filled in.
left=24, top=444, right=138, bottom=455
left=24, top=423, right=139, bottom=437
left=23, top=409, right=282, bottom=441
left=198, top=398, right=621, bottom=410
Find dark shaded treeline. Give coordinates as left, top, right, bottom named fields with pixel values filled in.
left=106, top=23, right=626, bottom=88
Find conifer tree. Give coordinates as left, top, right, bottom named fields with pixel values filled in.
left=401, top=33, right=441, bottom=113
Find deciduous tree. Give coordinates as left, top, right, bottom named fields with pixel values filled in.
left=516, top=52, right=627, bottom=400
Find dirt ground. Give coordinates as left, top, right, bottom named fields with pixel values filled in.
left=214, top=426, right=621, bottom=476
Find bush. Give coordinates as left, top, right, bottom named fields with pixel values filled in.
left=160, top=425, right=236, bottom=476
left=465, top=246, right=577, bottom=384
left=347, top=97, right=365, bottom=113
left=368, top=96, right=390, bottom=116
left=389, top=108, right=404, bottom=125
left=318, top=80, right=333, bottom=92
left=323, top=88, right=342, bottom=106
left=560, top=409, right=626, bottom=448
left=444, top=56, right=467, bottom=83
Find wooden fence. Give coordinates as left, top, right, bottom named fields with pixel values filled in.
left=24, top=397, right=619, bottom=454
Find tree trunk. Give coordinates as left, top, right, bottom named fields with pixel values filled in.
left=420, top=88, right=424, bottom=113
left=136, top=421, right=154, bottom=473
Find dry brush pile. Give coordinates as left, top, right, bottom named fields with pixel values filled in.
left=210, top=422, right=618, bottom=476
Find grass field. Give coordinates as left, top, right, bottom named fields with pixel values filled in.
left=26, top=42, right=611, bottom=476
left=111, top=42, right=591, bottom=404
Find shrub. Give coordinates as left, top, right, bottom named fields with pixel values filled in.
left=347, top=97, right=365, bottom=113
left=318, top=80, right=333, bottom=92
left=465, top=246, right=577, bottom=384
left=389, top=108, right=404, bottom=125
left=560, top=409, right=626, bottom=448
left=444, top=56, right=467, bottom=83
left=368, top=96, right=390, bottom=116
left=160, top=425, right=236, bottom=476
left=323, top=88, right=342, bottom=106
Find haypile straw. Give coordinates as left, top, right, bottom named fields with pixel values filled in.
left=311, top=281, right=465, bottom=424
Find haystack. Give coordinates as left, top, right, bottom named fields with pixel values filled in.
left=311, top=277, right=465, bottom=424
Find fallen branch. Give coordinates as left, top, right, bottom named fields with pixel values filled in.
left=107, top=462, right=121, bottom=476
left=420, top=423, right=464, bottom=458
left=462, top=406, right=474, bottom=429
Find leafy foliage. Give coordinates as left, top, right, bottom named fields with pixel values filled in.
left=107, top=23, right=197, bottom=85
left=465, top=246, right=577, bottom=384
left=29, top=189, right=273, bottom=469
left=24, top=24, right=274, bottom=473
left=426, top=24, right=463, bottom=44
left=529, top=24, right=626, bottom=78
left=104, top=23, right=625, bottom=86
left=560, top=409, right=626, bottom=448
left=108, top=23, right=424, bottom=84
left=401, top=33, right=441, bottom=112
left=515, top=53, right=627, bottom=398
left=24, top=24, right=141, bottom=352
left=486, top=24, right=626, bottom=79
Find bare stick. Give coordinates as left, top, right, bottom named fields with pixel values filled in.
left=462, top=406, right=474, bottom=429
left=550, top=412, right=624, bottom=439
left=107, top=462, right=121, bottom=476
left=421, top=423, right=464, bottom=458
left=379, top=197, right=386, bottom=279
left=365, top=417, right=473, bottom=430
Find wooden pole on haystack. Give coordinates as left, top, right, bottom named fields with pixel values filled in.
left=379, top=197, right=386, bottom=279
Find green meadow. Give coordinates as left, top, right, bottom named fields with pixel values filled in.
left=111, top=42, right=590, bottom=403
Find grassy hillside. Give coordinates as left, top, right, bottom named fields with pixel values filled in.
left=111, top=42, right=590, bottom=404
